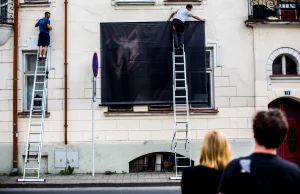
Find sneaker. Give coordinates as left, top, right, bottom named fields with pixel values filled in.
left=42, top=55, right=46, bottom=60
left=38, top=55, right=42, bottom=60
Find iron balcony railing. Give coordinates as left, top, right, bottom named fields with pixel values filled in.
left=248, top=0, right=300, bottom=20
left=0, top=0, right=13, bottom=24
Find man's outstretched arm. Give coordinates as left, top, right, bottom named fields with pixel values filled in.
left=167, top=11, right=177, bottom=21
left=192, top=15, right=206, bottom=22
left=35, top=20, right=39, bottom=27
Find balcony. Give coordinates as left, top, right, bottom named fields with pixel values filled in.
left=246, top=0, right=300, bottom=25
left=0, top=0, right=13, bottom=46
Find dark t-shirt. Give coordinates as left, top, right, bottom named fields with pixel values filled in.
left=36, top=17, right=50, bottom=34
left=181, top=165, right=223, bottom=194
left=218, top=153, right=300, bottom=194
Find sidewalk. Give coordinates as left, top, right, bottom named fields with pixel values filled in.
left=0, top=173, right=181, bottom=188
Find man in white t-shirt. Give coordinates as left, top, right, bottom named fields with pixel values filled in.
left=167, top=4, right=205, bottom=48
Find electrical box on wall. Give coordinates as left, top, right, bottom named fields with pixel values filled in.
left=55, top=150, right=79, bottom=168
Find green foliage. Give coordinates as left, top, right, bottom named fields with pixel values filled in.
left=2, top=173, right=7, bottom=176
left=172, top=166, right=176, bottom=172
left=60, top=165, right=75, bottom=175
left=34, top=170, right=38, bottom=175
left=122, top=170, right=127, bottom=174
left=112, top=171, right=117, bottom=175
left=86, top=172, right=92, bottom=175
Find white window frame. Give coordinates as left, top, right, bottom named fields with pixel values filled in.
left=23, top=53, right=48, bottom=112
left=190, top=47, right=215, bottom=110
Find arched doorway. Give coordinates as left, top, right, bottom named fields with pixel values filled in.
left=268, top=98, right=300, bottom=166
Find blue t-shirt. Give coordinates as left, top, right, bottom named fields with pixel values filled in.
left=36, top=17, right=50, bottom=34
left=173, top=8, right=193, bottom=23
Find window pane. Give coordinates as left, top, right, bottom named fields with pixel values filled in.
left=286, top=56, right=297, bottom=75
left=191, top=73, right=211, bottom=108
left=26, top=76, right=44, bottom=110
left=206, top=51, right=211, bottom=68
left=26, top=54, right=37, bottom=72
left=272, top=57, right=282, bottom=75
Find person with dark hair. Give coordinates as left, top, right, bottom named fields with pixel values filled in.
left=218, top=109, right=300, bottom=194
left=35, top=12, right=52, bottom=60
left=167, top=4, right=205, bottom=49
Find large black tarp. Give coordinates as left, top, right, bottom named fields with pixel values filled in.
left=100, top=22, right=207, bottom=105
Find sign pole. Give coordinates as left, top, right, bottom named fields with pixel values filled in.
left=92, top=52, right=98, bottom=177
left=92, top=77, right=96, bottom=177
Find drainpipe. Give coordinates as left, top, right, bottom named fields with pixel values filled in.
left=12, top=0, right=19, bottom=175
left=64, top=0, right=68, bottom=145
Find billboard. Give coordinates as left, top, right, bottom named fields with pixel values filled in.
left=100, top=22, right=207, bottom=105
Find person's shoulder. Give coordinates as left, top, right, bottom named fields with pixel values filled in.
left=276, top=157, right=300, bottom=171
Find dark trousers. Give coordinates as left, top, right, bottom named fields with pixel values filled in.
left=172, top=19, right=184, bottom=48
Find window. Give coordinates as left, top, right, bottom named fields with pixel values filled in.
left=0, top=0, right=8, bottom=23
left=108, top=105, right=133, bottom=112
left=148, top=104, right=172, bottom=111
left=24, top=0, right=49, bottom=2
left=20, top=0, right=50, bottom=7
left=129, top=152, right=194, bottom=173
left=272, top=55, right=298, bottom=76
left=115, top=0, right=155, bottom=5
left=190, top=48, right=214, bottom=109
left=23, top=53, right=47, bottom=112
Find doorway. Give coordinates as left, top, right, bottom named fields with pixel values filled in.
left=268, top=98, right=300, bottom=166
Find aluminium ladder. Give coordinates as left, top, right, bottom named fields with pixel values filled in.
left=17, top=50, right=49, bottom=182
left=170, top=43, right=192, bottom=180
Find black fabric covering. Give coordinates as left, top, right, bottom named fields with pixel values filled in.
left=100, top=22, right=207, bottom=105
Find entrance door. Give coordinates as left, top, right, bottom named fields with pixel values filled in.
left=269, top=98, right=300, bottom=166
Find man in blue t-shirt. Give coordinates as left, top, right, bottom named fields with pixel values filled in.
left=35, top=12, right=52, bottom=60
left=167, top=4, right=205, bottom=49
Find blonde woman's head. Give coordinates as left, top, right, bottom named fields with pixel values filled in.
left=200, top=130, right=232, bottom=170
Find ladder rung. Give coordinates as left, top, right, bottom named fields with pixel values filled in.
left=175, top=71, right=184, bottom=73
left=35, top=74, right=45, bottom=76
left=175, top=63, right=184, bottom=65
left=28, top=150, right=39, bottom=152
left=25, top=168, right=39, bottom=170
left=177, top=139, right=188, bottom=141
left=24, top=177, right=39, bottom=179
left=175, top=148, right=187, bottom=150
left=27, top=159, right=39, bottom=161
left=34, top=90, right=44, bottom=92
left=35, top=82, right=44, bottom=84
left=30, top=124, right=41, bottom=126
left=176, top=87, right=186, bottom=90
left=176, top=121, right=188, bottom=123
left=176, top=130, right=188, bottom=132
left=176, top=157, right=189, bottom=159
left=28, top=142, right=40, bottom=144
left=30, top=132, right=41, bottom=134
left=175, top=55, right=184, bottom=57
left=175, top=79, right=185, bottom=81
left=32, top=110, right=43, bottom=112
left=175, top=96, right=186, bottom=98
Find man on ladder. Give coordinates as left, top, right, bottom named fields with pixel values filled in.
left=35, top=12, right=52, bottom=60
left=167, top=4, right=205, bottom=49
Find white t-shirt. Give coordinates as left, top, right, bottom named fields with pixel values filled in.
left=173, top=8, right=193, bottom=23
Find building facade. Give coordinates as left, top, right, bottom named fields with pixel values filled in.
left=0, top=0, right=299, bottom=174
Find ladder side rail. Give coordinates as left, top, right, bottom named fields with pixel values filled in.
left=23, top=51, right=40, bottom=179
